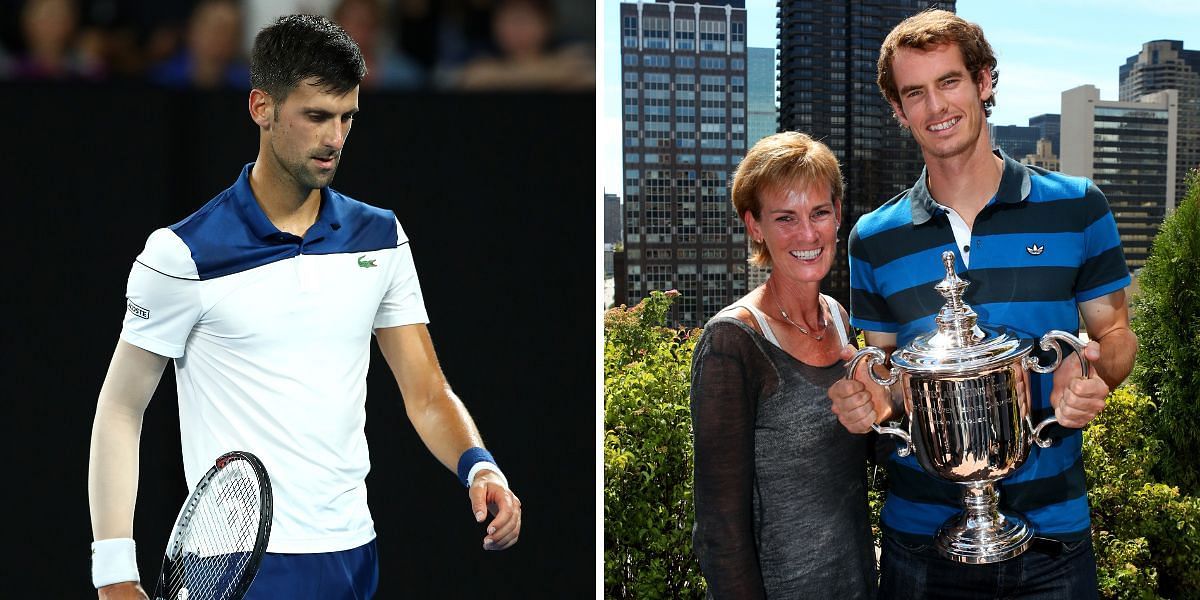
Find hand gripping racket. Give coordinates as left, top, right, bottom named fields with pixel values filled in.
left=153, top=451, right=273, bottom=600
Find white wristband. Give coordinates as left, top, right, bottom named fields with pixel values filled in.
left=91, top=538, right=140, bottom=588
left=467, top=461, right=508, bottom=489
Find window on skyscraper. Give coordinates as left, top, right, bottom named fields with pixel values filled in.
left=730, top=22, right=746, bottom=52
left=699, top=20, right=726, bottom=52
left=622, top=16, right=638, bottom=48
left=674, top=19, right=695, bottom=51
left=643, top=17, right=669, bottom=49
left=643, top=55, right=669, bottom=68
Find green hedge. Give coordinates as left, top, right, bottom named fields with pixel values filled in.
left=1130, top=168, right=1200, bottom=497
left=1084, top=386, right=1200, bottom=599
left=605, top=292, right=1200, bottom=599
left=604, top=291, right=706, bottom=599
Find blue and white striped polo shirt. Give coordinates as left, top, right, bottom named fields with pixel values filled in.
left=121, top=163, right=428, bottom=553
left=848, top=151, right=1130, bottom=544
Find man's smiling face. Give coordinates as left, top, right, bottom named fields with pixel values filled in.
left=889, top=43, right=993, bottom=162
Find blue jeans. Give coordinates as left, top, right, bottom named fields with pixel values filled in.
left=878, top=534, right=1098, bottom=600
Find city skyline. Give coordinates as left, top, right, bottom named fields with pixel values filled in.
left=599, top=0, right=1200, bottom=196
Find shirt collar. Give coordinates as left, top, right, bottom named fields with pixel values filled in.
left=230, top=162, right=343, bottom=241
left=910, top=149, right=1031, bottom=225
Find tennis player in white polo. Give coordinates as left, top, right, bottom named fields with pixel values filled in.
left=88, top=14, right=521, bottom=599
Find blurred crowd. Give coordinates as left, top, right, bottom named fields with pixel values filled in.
left=0, top=0, right=594, bottom=91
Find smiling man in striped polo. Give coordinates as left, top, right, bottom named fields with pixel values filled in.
left=828, top=9, right=1137, bottom=599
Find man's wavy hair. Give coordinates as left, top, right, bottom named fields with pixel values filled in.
left=250, top=14, right=366, bottom=105
left=877, top=9, right=999, bottom=118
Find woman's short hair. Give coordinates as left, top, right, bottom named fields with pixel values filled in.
left=731, top=131, right=844, bottom=268
left=876, top=9, right=999, bottom=118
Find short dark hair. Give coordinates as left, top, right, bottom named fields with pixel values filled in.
left=250, top=14, right=366, bottom=102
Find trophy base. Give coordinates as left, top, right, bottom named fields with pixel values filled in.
left=935, top=507, right=1034, bottom=564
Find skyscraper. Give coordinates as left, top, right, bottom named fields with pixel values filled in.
left=604, top=192, right=623, bottom=247
left=1028, top=113, right=1061, bottom=156
left=1062, top=85, right=1178, bottom=271
left=989, top=124, right=1040, bottom=160
left=1120, top=40, right=1200, bottom=205
left=604, top=192, right=622, bottom=281
left=746, top=45, right=778, bottom=290
left=776, top=0, right=955, bottom=307
left=747, top=47, right=779, bottom=147
left=616, top=0, right=749, bottom=327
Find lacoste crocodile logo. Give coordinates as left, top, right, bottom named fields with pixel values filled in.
left=1026, top=244, right=1045, bottom=256
left=357, top=256, right=378, bottom=268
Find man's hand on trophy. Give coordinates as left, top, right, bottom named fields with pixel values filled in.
left=830, top=344, right=894, bottom=434
left=1048, top=341, right=1108, bottom=428
left=1013, top=361, right=1031, bottom=419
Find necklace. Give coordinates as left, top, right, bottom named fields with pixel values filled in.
left=768, top=280, right=828, bottom=341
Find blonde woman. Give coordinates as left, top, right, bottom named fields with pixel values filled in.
left=690, top=132, right=880, bottom=598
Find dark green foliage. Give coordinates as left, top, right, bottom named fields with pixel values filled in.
left=604, top=291, right=706, bottom=599
left=604, top=289, right=1200, bottom=600
left=858, top=329, right=889, bottom=549
left=1131, top=169, right=1200, bottom=496
left=1084, top=386, right=1200, bottom=599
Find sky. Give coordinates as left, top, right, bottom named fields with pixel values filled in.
left=597, top=0, right=1200, bottom=196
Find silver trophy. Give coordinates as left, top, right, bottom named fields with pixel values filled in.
left=847, top=251, right=1089, bottom=564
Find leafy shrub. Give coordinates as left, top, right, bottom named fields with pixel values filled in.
left=1084, top=386, right=1200, bottom=599
left=603, top=292, right=1200, bottom=600
left=604, top=291, right=706, bottom=599
left=1131, top=169, right=1200, bottom=496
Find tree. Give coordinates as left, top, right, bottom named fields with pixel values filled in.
left=1130, top=168, right=1200, bottom=495
left=604, top=291, right=706, bottom=598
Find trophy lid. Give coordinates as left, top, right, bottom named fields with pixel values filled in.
left=891, top=251, right=1032, bottom=374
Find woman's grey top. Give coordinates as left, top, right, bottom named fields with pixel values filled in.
left=690, top=296, right=877, bottom=599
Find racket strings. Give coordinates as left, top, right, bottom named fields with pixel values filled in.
left=163, top=461, right=264, bottom=600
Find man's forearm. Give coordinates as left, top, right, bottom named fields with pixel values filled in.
left=406, top=388, right=485, bottom=473
left=89, top=341, right=166, bottom=543
left=375, top=325, right=491, bottom=478
left=89, top=401, right=144, bottom=541
left=1093, top=326, right=1137, bottom=391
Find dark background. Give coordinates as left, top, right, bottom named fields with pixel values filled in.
left=5, top=83, right=595, bottom=597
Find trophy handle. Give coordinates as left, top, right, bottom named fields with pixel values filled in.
left=1022, top=330, right=1092, bottom=448
left=845, top=347, right=913, bottom=457
left=845, top=346, right=899, bottom=386
left=1026, top=415, right=1057, bottom=449
left=871, top=423, right=914, bottom=458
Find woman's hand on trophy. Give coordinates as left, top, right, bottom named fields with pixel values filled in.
left=830, top=344, right=895, bottom=433
left=1048, top=341, right=1108, bottom=428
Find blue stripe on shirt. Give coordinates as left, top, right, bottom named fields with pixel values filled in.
left=968, top=232, right=1085, bottom=269
left=1026, top=171, right=1090, bottom=203
left=880, top=494, right=959, bottom=538
left=871, top=244, right=959, bottom=299
left=1083, top=212, right=1123, bottom=260
left=1001, top=434, right=1082, bottom=484
left=1021, top=495, right=1092, bottom=536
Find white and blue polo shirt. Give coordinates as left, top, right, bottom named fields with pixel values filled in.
left=121, top=163, right=428, bottom=553
left=848, top=150, right=1130, bottom=545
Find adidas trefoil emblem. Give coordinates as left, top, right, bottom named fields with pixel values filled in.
left=1026, top=244, right=1045, bottom=256
left=357, top=255, right=378, bottom=268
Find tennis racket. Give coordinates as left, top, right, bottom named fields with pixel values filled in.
left=152, top=450, right=273, bottom=600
